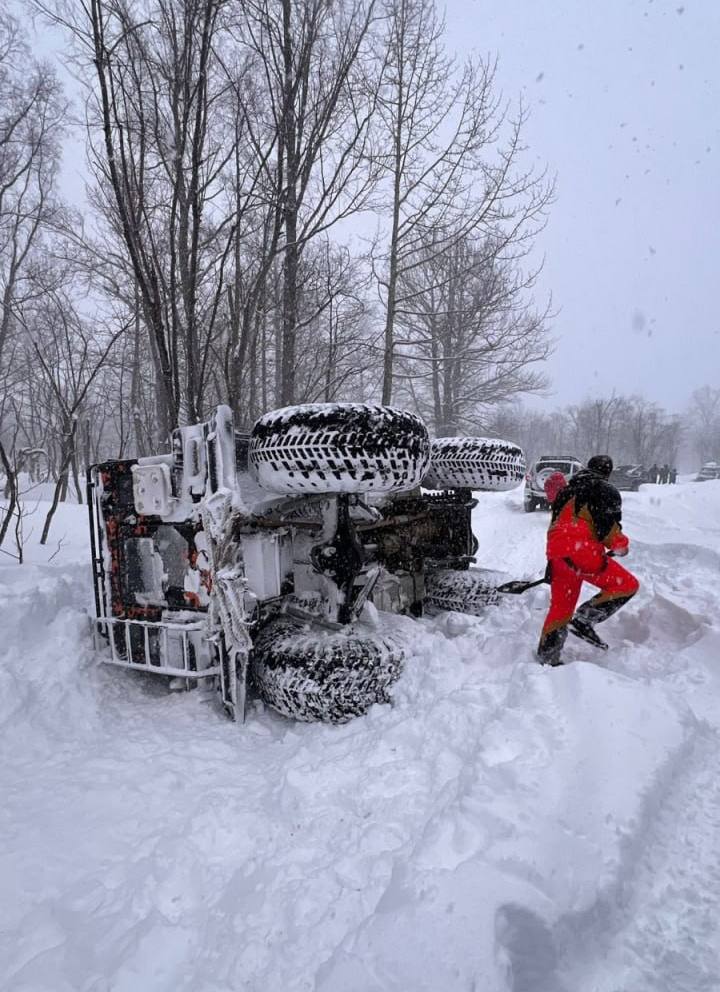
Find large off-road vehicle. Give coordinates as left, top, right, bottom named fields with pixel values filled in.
left=88, top=403, right=524, bottom=723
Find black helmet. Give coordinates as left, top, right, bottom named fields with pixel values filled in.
left=587, top=455, right=613, bottom=479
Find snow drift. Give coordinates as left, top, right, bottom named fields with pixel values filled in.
left=1, top=482, right=719, bottom=991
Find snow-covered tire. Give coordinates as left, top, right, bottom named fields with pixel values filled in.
left=425, top=568, right=510, bottom=613
left=250, top=618, right=405, bottom=723
left=423, top=437, right=525, bottom=492
left=249, top=403, right=430, bottom=495
left=533, top=466, right=560, bottom=494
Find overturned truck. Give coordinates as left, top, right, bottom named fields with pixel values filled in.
left=88, top=403, right=524, bottom=723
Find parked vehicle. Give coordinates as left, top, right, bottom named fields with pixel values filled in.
left=609, top=464, right=647, bottom=492
left=88, top=404, right=525, bottom=725
left=696, top=462, right=720, bottom=482
left=523, top=455, right=583, bottom=511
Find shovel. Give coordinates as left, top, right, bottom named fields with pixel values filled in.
left=496, top=552, right=616, bottom=596
left=495, top=575, right=548, bottom=595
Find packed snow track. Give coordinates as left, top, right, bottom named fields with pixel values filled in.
left=1, top=482, right=720, bottom=991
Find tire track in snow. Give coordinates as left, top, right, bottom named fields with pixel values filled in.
left=552, top=530, right=720, bottom=992
left=556, top=724, right=720, bottom=992
left=492, top=526, right=720, bottom=992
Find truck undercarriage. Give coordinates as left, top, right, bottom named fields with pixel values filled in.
left=89, top=404, right=525, bottom=723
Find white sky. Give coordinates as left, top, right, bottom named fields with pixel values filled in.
left=28, top=0, right=719, bottom=414
left=443, top=0, right=719, bottom=411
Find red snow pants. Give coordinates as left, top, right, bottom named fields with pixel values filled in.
left=541, top=556, right=640, bottom=637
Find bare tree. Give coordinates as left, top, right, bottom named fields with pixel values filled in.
left=14, top=274, right=126, bottom=542
left=623, top=396, right=683, bottom=467
left=36, top=0, right=383, bottom=425
left=486, top=403, right=572, bottom=466
left=564, top=395, right=627, bottom=459
left=372, top=0, right=552, bottom=404
left=689, top=386, right=720, bottom=464
left=492, top=393, right=685, bottom=470
left=288, top=239, right=374, bottom=403
left=36, top=0, right=244, bottom=434
left=0, top=436, right=19, bottom=549
left=0, top=12, right=66, bottom=400
left=242, top=0, right=380, bottom=404
left=393, top=232, right=551, bottom=432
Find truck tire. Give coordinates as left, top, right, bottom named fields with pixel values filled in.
left=533, top=465, right=560, bottom=494
left=423, top=437, right=525, bottom=492
left=425, top=568, right=510, bottom=613
left=250, top=618, right=405, bottom=723
left=249, top=403, right=430, bottom=495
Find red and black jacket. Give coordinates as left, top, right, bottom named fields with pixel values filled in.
left=546, top=469, right=629, bottom=570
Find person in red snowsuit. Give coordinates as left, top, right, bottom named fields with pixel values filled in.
left=543, top=470, right=568, bottom=507
left=537, top=455, right=639, bottom=666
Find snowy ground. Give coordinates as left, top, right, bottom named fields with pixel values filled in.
left=2, top=481, right=720, bottom=991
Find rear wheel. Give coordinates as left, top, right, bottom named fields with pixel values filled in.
left=249, top=403, right=430, bottom=495
left=423, top=437, right=525, bottom=492
left=523, top=498, right=537, bottom=513
left=250, top=618, right=405, bottom=723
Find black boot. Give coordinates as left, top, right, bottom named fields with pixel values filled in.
left=569, top=616, right=609, bottom=650
left=575, top=591, right=636, bottom=627
left=537, top=626, right=568, bottom=666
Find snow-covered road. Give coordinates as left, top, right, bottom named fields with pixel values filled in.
left=1, top=483, right=719, bottom=991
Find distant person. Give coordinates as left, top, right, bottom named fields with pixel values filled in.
left=537, top=455, right=639, bottom=667
left=648, top=463, right=659, bottom=484
left=543, top=470, right=567, bottom=506
left=669, top=467, right=677, bottom=484
left=660, top=463, right=670, bottom=484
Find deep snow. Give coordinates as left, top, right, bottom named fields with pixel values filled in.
left=1, top=482, right=720, bottom=991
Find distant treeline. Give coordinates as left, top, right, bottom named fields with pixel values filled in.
left=484, top=388, right=720, bottom=472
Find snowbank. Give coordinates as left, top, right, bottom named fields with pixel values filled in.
left=1, top=481, right=719, bottom=991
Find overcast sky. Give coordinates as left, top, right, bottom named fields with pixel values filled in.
left=441, top=0, right=719, bottom=412
left=34, top=0, right=718, bottom=414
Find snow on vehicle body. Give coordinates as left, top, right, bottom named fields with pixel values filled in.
left=88, top=404, right=524, bottom=723
left=523, top=454, right=583, bottom=511
left=696, top=461, right=720, bottom=482
left=610, top=463, right=649, bottom=491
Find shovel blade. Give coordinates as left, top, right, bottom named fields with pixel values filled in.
left=496, top=577, right=547, bottom=595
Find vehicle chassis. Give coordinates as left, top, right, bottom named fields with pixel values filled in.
left=88, top=409, right=482, bottom=722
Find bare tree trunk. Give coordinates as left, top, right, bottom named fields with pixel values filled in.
left=382, top=51, right=405, bottom=405
left=279, top=0, right=299, bottom=406
left=0, top=441, right=18, bottom=548
left=130, top=301, right=148, bottom=456
left=430, top=311, right=442, bottom=429
left=248, top=292, right=263, bottom=421
left=84, top=420, right=92, bottom=478
left=71, top=447, right=83, bottom=504
left=261, top=302, right=268, bottom=413
left=41, top=425, right=76, bottom=544
left=274, top=294, right=283, bottom=406
left=41, top=474, right=66, bottom=545
left=381, top=214, right=400, bottom=404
